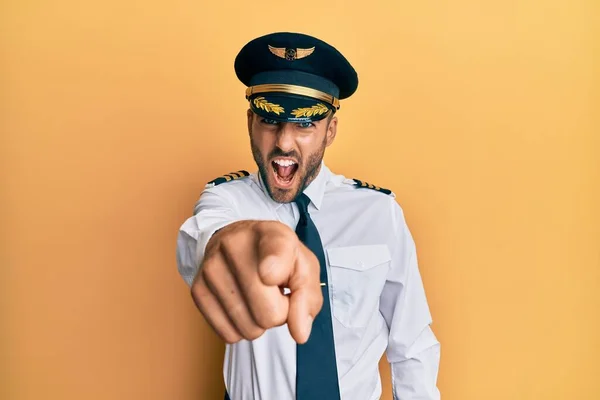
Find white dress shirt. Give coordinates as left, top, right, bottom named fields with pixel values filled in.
left=176, top=162, right=441, bottom=400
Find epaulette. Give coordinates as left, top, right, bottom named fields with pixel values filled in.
left=205, top=170, right=250, bottom=188
left=348, top=178, right=393, bottom=195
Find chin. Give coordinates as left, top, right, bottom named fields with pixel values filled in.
left=267, top=183, right=300, bottom=203
left=264, top=173, right=303, bottom=203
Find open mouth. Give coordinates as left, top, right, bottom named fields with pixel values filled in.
left=271, top=158, right=299, bottom=188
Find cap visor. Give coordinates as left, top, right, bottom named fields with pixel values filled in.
left=249, top=93, right=332, bottom=122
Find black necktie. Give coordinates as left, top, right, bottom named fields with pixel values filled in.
left=294, top=193, right=341, bottom=400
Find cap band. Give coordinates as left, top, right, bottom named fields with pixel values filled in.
left=248, top=70, right=340, bottom=98
left=245, top=84, right=340, bottom=109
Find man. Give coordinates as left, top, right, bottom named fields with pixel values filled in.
left=176, top=32, right=441, bottom=400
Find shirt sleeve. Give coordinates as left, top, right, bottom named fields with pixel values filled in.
left=379, top=200, right=441, bottom=399
left=176, top=188, right=240, bottom=287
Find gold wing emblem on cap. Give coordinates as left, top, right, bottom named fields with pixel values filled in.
left=268, top=45, right=315, bottom=61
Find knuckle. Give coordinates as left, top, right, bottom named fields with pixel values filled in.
left=314, top=289, right=324, bottom=311
left=219, top=233, right=237, bottom=251
left=221, top=331, right=242, bottom=344
left=253, top=300, right=286, bottom=329
left=201, top=261, right=220, bottom=284
left=259, top=220, right=293, bottom=239
left=190, top=281, right=210, bottom=305
left=227, top=302, right=246, bottom=321
left=270, top=306, right=288, bottom=327
left=314, top=290, right=324, bottom=310
left=262, top=233, right=294, bottom=256
left=254, top=220, right=274, bottom=234
left=254, top=310, right=281, bottom=330
left=276, top=224, right=296, bottom=242
left=226, top=305, right=261, bottom=339
left=245, top=327, right=266, bottom=341
left=256, top=232, right=272, bottom=251
left=227, top=303, right=265, bottom=340
left=306, top=251, right=320, bottom=273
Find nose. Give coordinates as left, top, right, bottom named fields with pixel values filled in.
left=274, top=123, right=296, bottom=153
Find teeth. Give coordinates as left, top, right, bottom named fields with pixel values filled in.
left=273, top=159, right=297, bottom=167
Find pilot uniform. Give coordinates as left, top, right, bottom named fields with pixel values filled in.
left=176, top=32, right=441, bottom=400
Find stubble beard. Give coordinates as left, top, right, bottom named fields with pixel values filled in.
left=250, top=136, right=326, bottom=204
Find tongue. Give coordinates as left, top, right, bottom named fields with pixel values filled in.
left=276, top=164, right=295, bottom=179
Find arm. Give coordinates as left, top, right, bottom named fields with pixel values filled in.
left=379, top=202, right=441, bottom=399
left=176, top=189, right=240, bottom=287
left=175, top=186, right=323, bottom=344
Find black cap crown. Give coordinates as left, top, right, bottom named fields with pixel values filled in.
left=234, top=32, right=358, bottom=122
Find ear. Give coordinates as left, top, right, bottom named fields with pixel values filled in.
left=325, top=114, right=338, bottom=147
left=247, top=109, right=253, bottom=135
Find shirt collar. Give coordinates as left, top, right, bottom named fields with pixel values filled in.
left=256, top=161, right=330, bottom=211
left=302, top=161, right=328, bottom=211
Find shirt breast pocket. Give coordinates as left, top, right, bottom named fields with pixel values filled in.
left=326, top=244, right=391, bottom=329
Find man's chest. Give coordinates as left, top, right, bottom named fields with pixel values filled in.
left=284, top=198, right=395, bottom=331
left=235, top=188, right=395, bottom=330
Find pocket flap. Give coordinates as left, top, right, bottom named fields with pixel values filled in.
left=326, top=244, right=391, bottom=271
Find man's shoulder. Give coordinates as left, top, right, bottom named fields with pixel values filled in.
left=204, top=170, right=252, bottom=188
left=201, top=169, right=257, bottom=196
left=327, top=170, right=396, bottom=199
left=326, top=171, right=408, bottom=231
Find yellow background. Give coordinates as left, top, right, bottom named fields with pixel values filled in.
left=2, top=0, right=599, bottom=399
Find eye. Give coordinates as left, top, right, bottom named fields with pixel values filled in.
left=261, top=118, right=279, bottom=125
left=297, top=121, right=314, bottom=128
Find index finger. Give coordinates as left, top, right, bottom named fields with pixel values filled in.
left=285, top=244, right=324, bottom=343
left=224, top=225, right=296, bottom=330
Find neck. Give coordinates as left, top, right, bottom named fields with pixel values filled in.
left=302, top=162, right=322, bottom=190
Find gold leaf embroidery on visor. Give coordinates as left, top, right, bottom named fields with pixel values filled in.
left=252, top=96, right=285, bottom=115
left=291, top=103, right=329, bottom=118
